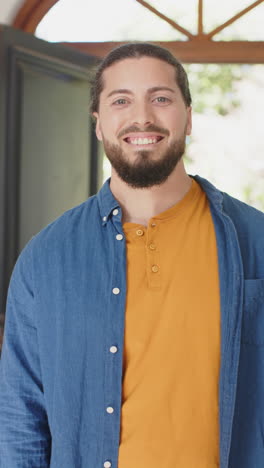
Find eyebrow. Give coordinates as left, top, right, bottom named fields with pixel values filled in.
left=107, top=89, right=133, bottom=98
left=147, top=86, right=176, bottom=94
left=106, top=86, right=176, bottom=99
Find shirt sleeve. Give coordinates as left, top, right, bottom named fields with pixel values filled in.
left=0, top=240, right=51, bottom=467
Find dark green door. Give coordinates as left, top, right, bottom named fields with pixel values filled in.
left=0, top=25, right=99, bottom=334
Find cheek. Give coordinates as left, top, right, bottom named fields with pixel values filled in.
left=156, top=108, right=178, bottom=125
left=100, top=110, right=124, bottom=138
left=167, top=110, right=189, bottom=133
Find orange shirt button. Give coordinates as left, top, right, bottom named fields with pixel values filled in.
left=149, top=244, right=156, bottom=250
left=136, top=229, right=144, bottom=236
left=151, top=265, right=159, bottom=273
left=151, top=223, right=156, bottom=227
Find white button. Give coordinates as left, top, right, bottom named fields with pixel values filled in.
left=116, top=234, right=123, bottom=241
left=112, top=209, right=119, bottom=216
left=102, top=216, right=107, bottom=221
left=110, top=346, right=118, bottom=353
left=112, top=287, right=120, bottom=295
left=104, top=462, right=111, bottom=468
left=106, top=406, right=114, bottom=414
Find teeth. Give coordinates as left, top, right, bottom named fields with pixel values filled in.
left=129, top=137, right=159, bottom=145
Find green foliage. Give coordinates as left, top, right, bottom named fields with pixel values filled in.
left=185, top=64, right=246, bottom=115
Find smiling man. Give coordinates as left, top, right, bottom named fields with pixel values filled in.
left=93, top=55, right=191, bottom=196
left=0, top=43, right=264, bottom=468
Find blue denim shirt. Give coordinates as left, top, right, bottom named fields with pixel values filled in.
left=0, top=174, right=264, bottom=468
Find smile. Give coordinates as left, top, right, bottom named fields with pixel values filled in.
left=124, top=136, right=164, bottom=145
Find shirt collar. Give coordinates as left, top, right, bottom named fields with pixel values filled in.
left=191, top=174, right=224, bottom=212
left=97, top=178, right=121, bottom=225
left=96, top=174, right=225, bottom=226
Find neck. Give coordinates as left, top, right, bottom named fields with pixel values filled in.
left=110, top=160, right=192, bottom=226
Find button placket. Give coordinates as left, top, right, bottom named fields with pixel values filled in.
left=146, top=220, right=161, bottom=288
left=103, top=220, right=126, bottom=468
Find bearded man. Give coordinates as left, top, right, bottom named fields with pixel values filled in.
left=0, top=42, right=264, bottom=468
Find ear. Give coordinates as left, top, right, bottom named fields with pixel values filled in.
left=93, top=112, right=103, bottom=141
left=186, top=106, right=192, bottom=136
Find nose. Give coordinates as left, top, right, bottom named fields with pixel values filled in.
left=131, top=101, right=154, bottom=127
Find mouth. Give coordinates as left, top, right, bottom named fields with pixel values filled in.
left=123, top=134, right=165, bottom=146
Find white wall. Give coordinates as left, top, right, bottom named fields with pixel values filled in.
left=0, top=0, right=24, bottom=25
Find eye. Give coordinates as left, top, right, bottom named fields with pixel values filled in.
left=112, top=98, right=128, bottom=105
left=154, top=96, right=170, bottom=103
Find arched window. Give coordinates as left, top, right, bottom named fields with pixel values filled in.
left=14, top=0, right=264, bottom=62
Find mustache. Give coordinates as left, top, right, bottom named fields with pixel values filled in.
left=118, top=125, right=169, bottom=139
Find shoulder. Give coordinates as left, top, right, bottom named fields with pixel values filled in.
left=221, top=192, right=264, bottom=277
left=30, top=194, right=99, bottom=250
left=222, top=192, right=264, bottom=233
left=12, top=195, right=100, bottom=280
left=193, top=175, right=264, bottom=274
left=193, top=174, right=264, bottom=233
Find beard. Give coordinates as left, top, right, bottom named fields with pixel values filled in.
left=102, top=131, right=186, bottom=189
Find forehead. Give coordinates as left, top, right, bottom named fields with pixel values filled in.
left=101, top=56, right=178, bottom=94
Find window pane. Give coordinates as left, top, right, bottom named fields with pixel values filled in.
left=36, top=0, right=264, bottom=42
left=204, top=0, right=264, bottom=40
left=147, top=0, right=197, bottom=35
left=36, top=0, right=185, bottom=43
left=214, top=4, right=264, bottom=41
left=185, top=64, right=264, bottom=210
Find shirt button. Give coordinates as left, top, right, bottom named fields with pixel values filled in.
left=102, top=216, right=107, bottom=222
left=136, top=229, right=144, bottom=236
left=116, top=234, right=123, bottom=241
left=106, top=406, right=114, bottom=414
left=112, top=209, right=119, bottom=216
left=149, top=243, right=156, bottom=250
left=112, top=287, right=120, bottom=295
left=151, top=265, right=159, bottom=273
left=104, top=462, right=111, bottom=468
left=110, top=346, right=118, bottom=353
left=151, top=222, right=156, bottom=227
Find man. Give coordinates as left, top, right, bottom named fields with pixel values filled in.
left=0, top=43, right=264, bottom=468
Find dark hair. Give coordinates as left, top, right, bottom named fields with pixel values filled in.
left=90, top=42, right=192, bottom=113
